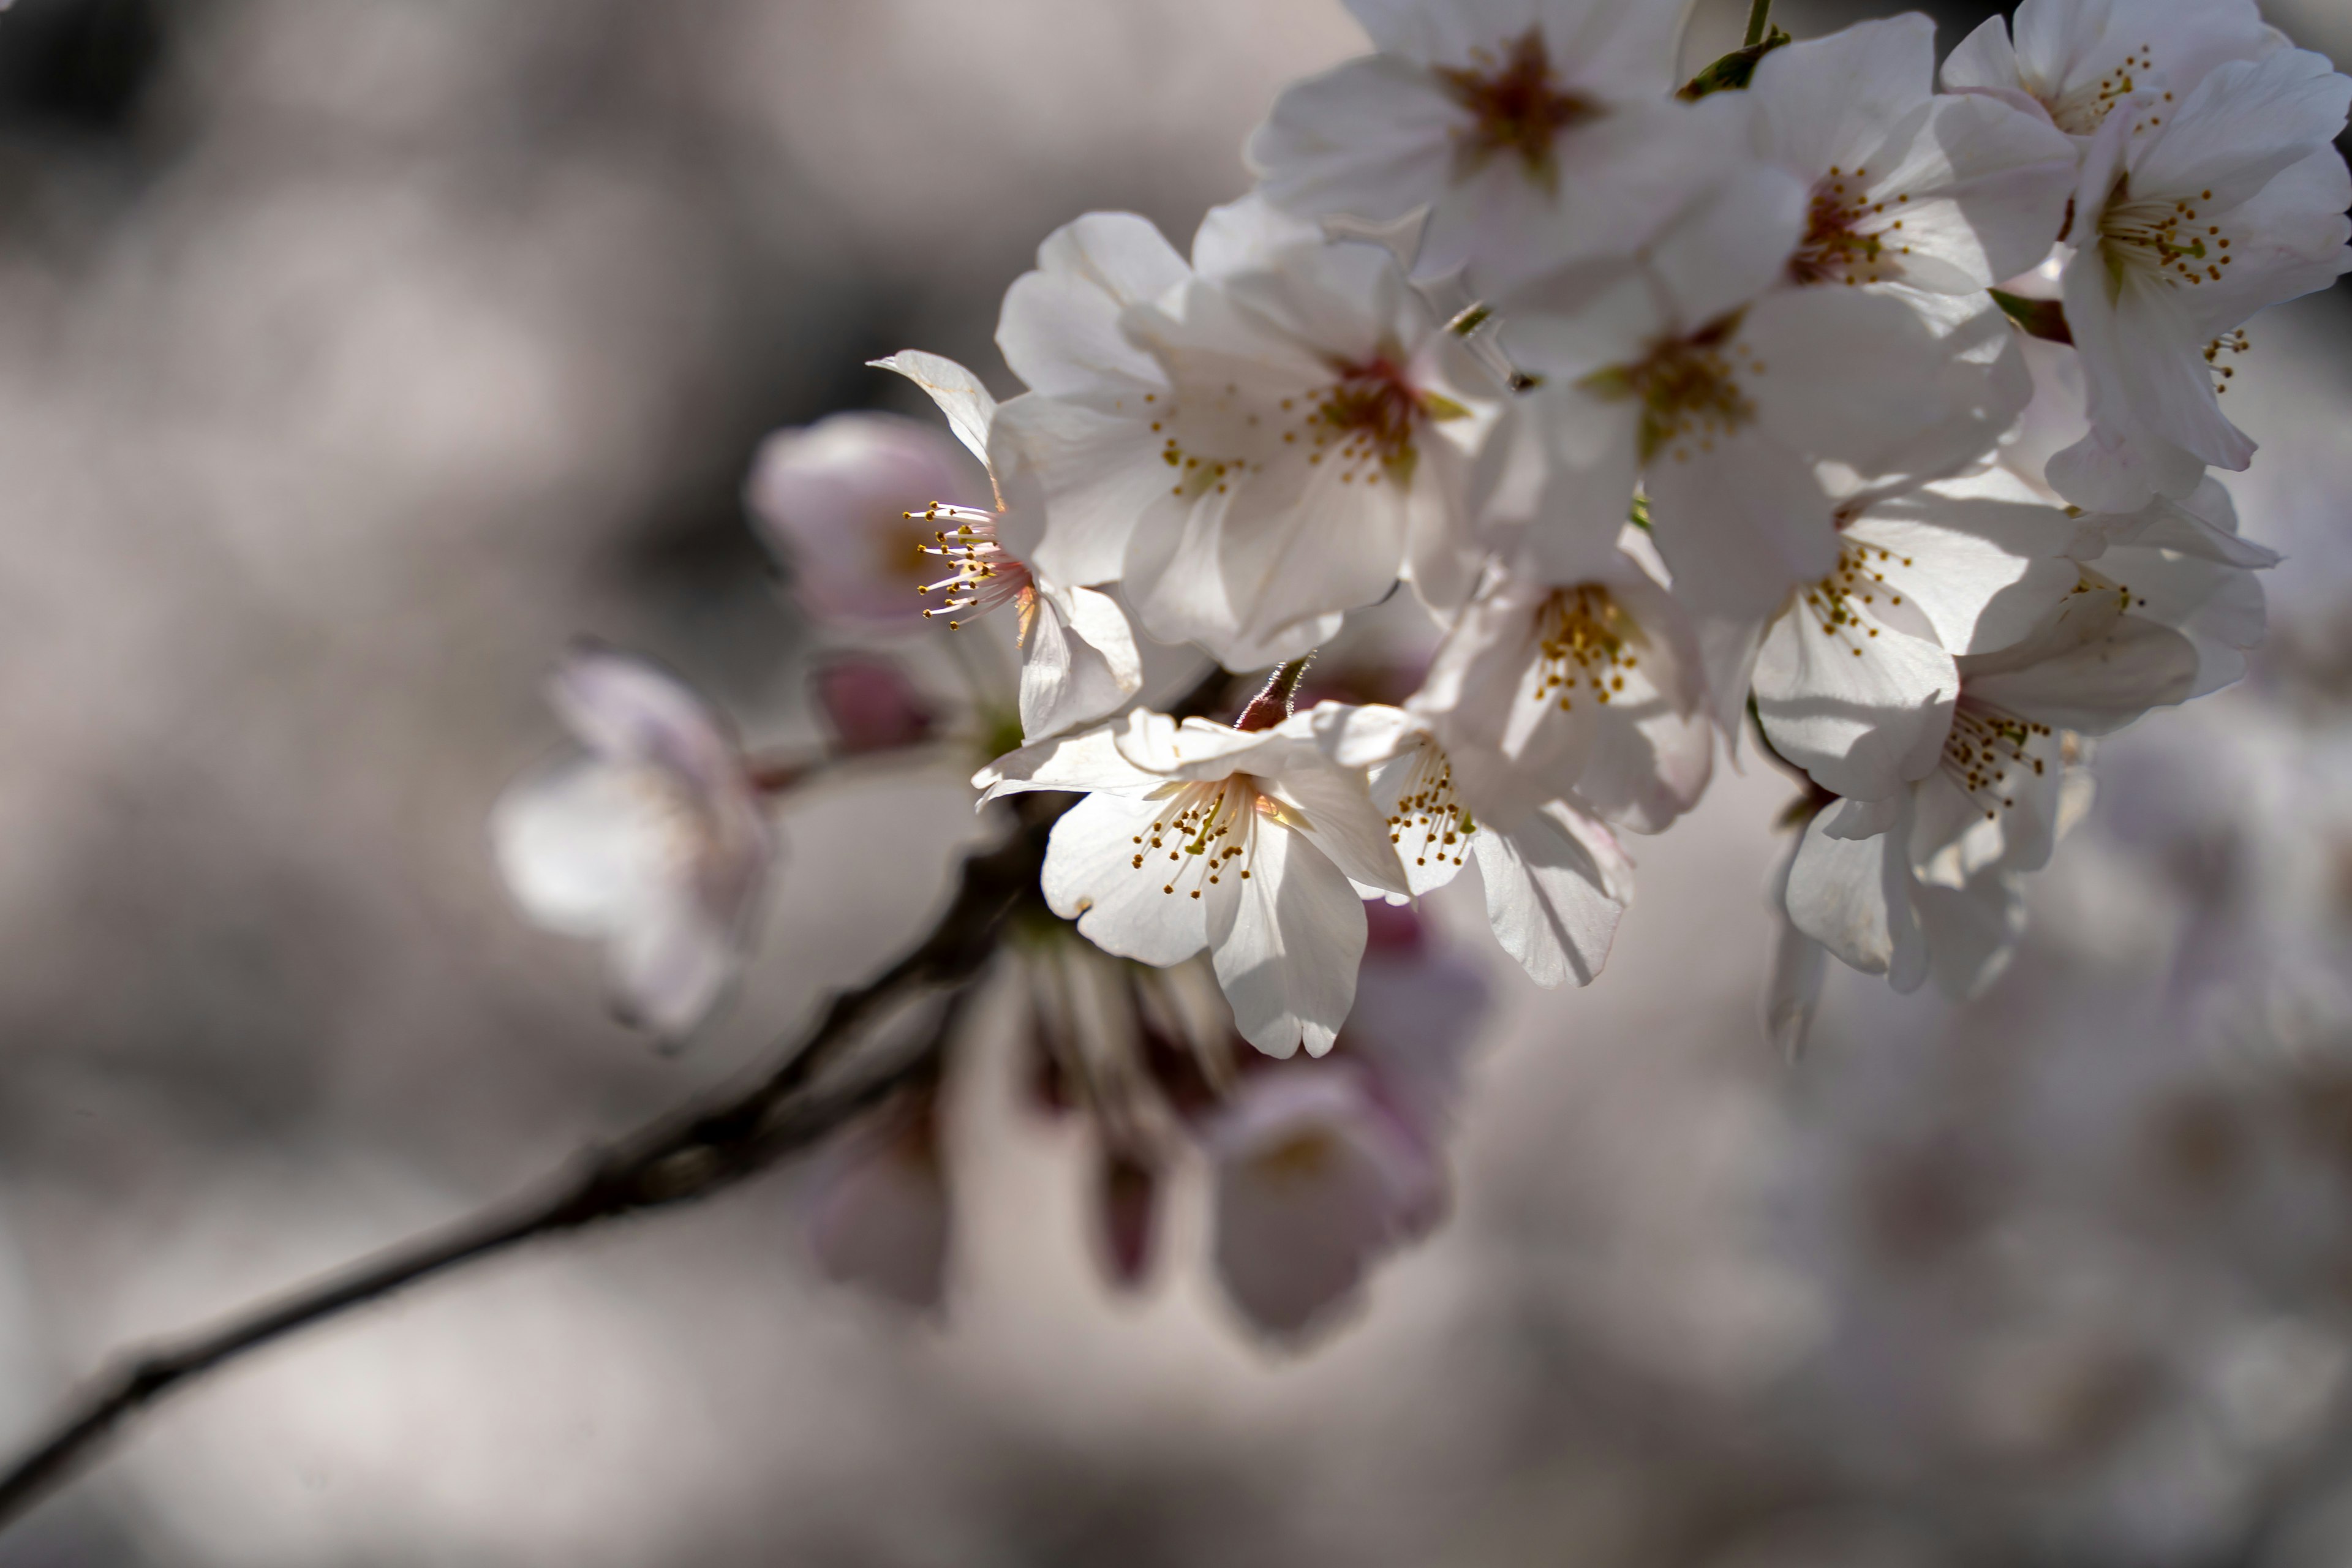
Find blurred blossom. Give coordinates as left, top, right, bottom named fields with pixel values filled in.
left=746, top=411, right=990, bottom=630
left=812, top=655, right=937, bottom=756
left=802, top=1084, right=952, bottom=1313
left=1204, top=1063, right=1444, bottom=1338
left=1202, top=900, right=1485, bottom=1338
left=492, top=646, right=772, bottom=1038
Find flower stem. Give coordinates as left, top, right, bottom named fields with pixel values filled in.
left=1235, top=654, right=1316, bottom=731
left=1744, top=0, right=1773, bottom=48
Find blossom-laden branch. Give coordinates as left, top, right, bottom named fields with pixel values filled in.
left=0, top=794, right=1071, bottom=1530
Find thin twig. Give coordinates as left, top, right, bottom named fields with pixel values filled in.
left=1743, top=0, right=1773, bottom=48
left=0, top=795, right=1069, bottom=1530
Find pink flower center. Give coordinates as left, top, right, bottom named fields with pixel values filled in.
left=913, top=503, right=1035, bottom=631
left=1435, top=28, right=1602, bottom=190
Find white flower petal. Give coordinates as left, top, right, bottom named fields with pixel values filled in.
left=975, top=722, right=1158, bottom=803
left=494, top=758, right=679, bottom=939
left=997, top=212, right=1188, bottom=398
left=1472, top=800, right=1632, bottom=988
left=990, top=393, right=1166, bottom=588
left=1753, top=592, right=1958, bottom=802
left=1042, top=792, right=1215, bottom=967
left=1964, top=612, right=2199, bottom=733
left=1017, top=585, right=1142, bottom=742
left=1765, top=845, right=1827, bottom=1058
left=1645, top=424, right=1839, bottom=619
left=1207, top=824, right=1367, bottom=1059
left=1787, top=794, right=1928, bottom=992
left=1275, top=755, right=1414, bottom=897
left=870, top=350, right=997, bottom=471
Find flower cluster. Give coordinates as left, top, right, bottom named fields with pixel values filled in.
left=494, top=0, right=2350, bottom=1332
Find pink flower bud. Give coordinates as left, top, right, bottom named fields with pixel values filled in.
left=812, top=657, right=935, bottom=756
left=1095, top=1146, right=1161, bottom=1291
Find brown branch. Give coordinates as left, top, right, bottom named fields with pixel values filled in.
left=0, top=794, right=1069, bottom=1530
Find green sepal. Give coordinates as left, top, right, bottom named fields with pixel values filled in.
left=1675, top=26, right=1792, bottom=101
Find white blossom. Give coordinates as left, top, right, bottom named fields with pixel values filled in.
left=1781, top=790, right=2034, bottom=1001
left=2066, top=476, right=2278, bottom=696
left=1408, top=537, right=1713, bottom=835
left=996, top=200, right=1504, bottom=670
left=1779, top=589, right=2202, bottom=1003
left=1743, top=15, right=2078, bottom=297
left=1943, top=0, right=2286, bottom=139
left=1497, top=162, right=2028, bottom=618
left=2048, top=46, right=2352, bottom=511
left=1312, top=703, right=1634, bottom=987
left=493, top=647, right=773, bottom=1038
left=978, top=708, right=1410, bottom=1058
left=1744, top=467, right=2084, bottom=803
left=1245, top=0, right=1723, bottom=288
left=872, top=350, right=1143, bottom=741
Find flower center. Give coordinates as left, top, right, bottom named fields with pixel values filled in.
left=1435, top=28, right=1602, bottom=190
left=1797, top=541, right=1913, bottom=658
left=1251, top=1127, right=1339, bottom=1183
left=1940, top=702, right=2054, bottom=821
left=1789, top=167, right=1912, bottom=287
left=2040, top=42, right=2166, bottom=137
left=1128, top=777, right=1289, bottom=899
left=1583, top=318, right=1763, bottom=464
left=1154, top=358, right=1458, bottom=498
left=1534, top=584, right=1641, bottom=711
left=914, top=503, right=1036, bottom=632
left=2100, top=180, right=2239, bottom=293
left=1385, top=739, right=1476, bottom=871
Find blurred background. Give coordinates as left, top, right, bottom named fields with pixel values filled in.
left=0, top=0, right=2349, bottom=1562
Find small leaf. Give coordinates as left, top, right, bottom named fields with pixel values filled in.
left=1421, top=391, right=1473, bottom=421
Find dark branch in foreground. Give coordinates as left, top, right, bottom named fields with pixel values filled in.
left=0, top=795, right=1069, bottom=1529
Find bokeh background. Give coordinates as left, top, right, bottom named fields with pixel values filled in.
left=0, top=0, right=2350, bottom=1562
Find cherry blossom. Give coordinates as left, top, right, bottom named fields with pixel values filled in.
left=1246, top=0, right=1721, bottom=288
left=994, top=199, right=1505, bottom=670
left=1496, top=162, right=2028, bottom=618
left=1408, top=536, right=1713, bottom=836
left=874, top=350, right=1143, bottom=740
left=1744, top=15, right=2077, bottom=298
left=1779, top=587, right=2203, bottom=1007
left=2048, top=46, right=2352, bottom=511
left=977, top=707, right=1410, bottom=1058
left=1743, top=467, right=2083, bottom=802
left=493, top=646, right=773, bottom=1038
left=1312, top=703, right=1634, bottom=987
left=1942, top=0, right=2285, bottom=140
